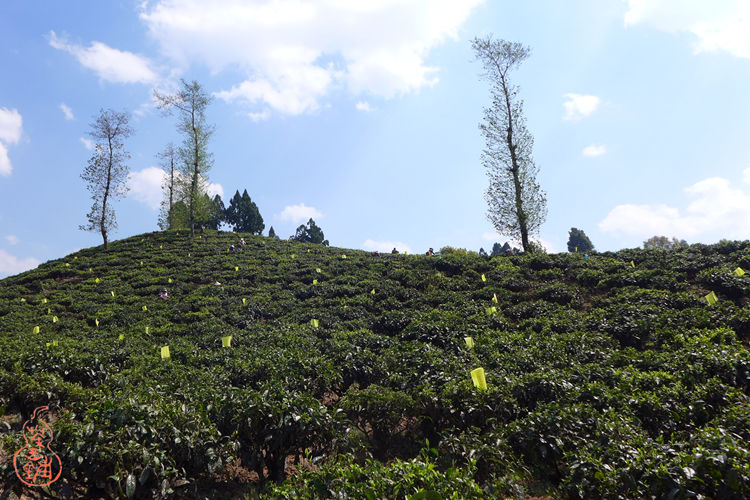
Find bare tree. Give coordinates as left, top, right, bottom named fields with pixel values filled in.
left=154, top=79, right=214, bottom=238
left=472, top=35, right=547, bottom=252
left=79, top=109, right=133, bottom=250
left=157, top=142, right=178, bottom=230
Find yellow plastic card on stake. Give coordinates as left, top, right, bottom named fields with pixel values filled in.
left=471, top=368, right=487, bottom=390
left=52, top=316, right=58, bottom=323
left=65, top=263, right=70, bottom=267
left=242, top=298, right=247, bottom=305
left=42, top=298, right=47, bottom=304
left=20, top=298, right=25, bottom=302
left=342, top=254, right=347, bottom=259
left=145, top=326, right=149, bottom=334
left=33, top=326, right=40, bottom=334
left=95, top=318, right=99, bottom=327
left=46, top=340, right=59, bottom=348
left=291, top=254, right=296, bottom=259
left=119, top=333, right=125, bottom=341
left=235, top=266, right=239, bottom=272
left=630, top=261, right=635, bottom=268
left=142, top=306, right=148, bottom=311
left=371, top=289, right=376, bottom=295
left=95, top=278, right=100, bottom=283
left=485, top=306, right=497, bottom=316
left=310, top=319, right=319, bottom=328
left=492, top=294, right=498, bottom=304
left=464, top=337, right=475, bottom=348
left=316, top=268, right=322, bottom=273
left=160, top=245, right=163, bottom=249
left=111, top=291, right=115, bottom=297
left=734, top=267, right=745, bottom=277
left=313, top=279, right=318, bottom=285
left=405, top=250, right=408, bottom=255
left=307, top=249, right=310, bottom=253
left=481, top=274, right=486, bottom=282
left=89, top=268, right=92, bottom=272
left=47, top=308, right=51, bottom=314
left=161, top=346, right=170, bottom=359
left=168, top=278, right=173, bottom=283
left=705, top=291, right=718, bottom=306
left=221, top=335, right=232, bottom=347
left=140, top=261, right=143, bottom=266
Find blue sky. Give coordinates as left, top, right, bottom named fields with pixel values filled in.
left=2, top=0, right=750, bottom=277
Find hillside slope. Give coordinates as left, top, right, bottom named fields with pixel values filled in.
left=1, top=231, right=749, bottom=499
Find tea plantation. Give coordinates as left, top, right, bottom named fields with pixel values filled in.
left=1, top=231, right=749, bottom=499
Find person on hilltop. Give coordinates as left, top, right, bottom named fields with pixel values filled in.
left=229, top=244, right=235, bottom=253
left=372, top=251, right=381, bottom=258
left=160, top=289, right=169, bottom=299
left=426, top=248, right=434, bottom=256
left=239, top=238, right=245, bottom=248
left=391, top=248, right=399, bottom=254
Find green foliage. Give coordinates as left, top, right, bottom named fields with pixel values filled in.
left=224, top=189, right=264, bottom=234
left=1, top=233, right=750, bottom=498
left=567, top=227, right=594, bottom=253
left=293, top=218, right=329, bottom=245
left=644, top=235, right=689, bottom=250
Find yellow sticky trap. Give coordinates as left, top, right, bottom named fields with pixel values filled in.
left=161, top=346, right=170, bottom=359
left=140, top=261, right=143, bottom=266
left=311, top=319, right=319, bottom=328
left=145, top=326, right=149, bottom=334
left=630, top=261, right=635, bottom=268
left=95, top=318, right=99, bottom=327
left=291, top=254, right=296, bottom=259
left=46, top=340, right=58, bottom=348
left=89, top=268, right=92, bottom=272
left=118, top=333, right=125, bottom=341
left=95, top=278, right=100, bottom=283
left=74, top=256, right=77, bottom=260
left=705, top=291, right=718, bottom=306
left=492, top=294, right=498, bottom=303
left=313, top=279, right=318, bottom=285
left=734, top=267, right=745, bottom=277
left=221, top=335, right=232, bottom=347
left=371, top=289, right=376, bottom=295
left=316, top=268, right=322, bottom=273
left=52, top=316, right=58, bottom=323
left=33, top=326, right=40, bottom=334
left=307, top=249, right=310, bottom=253
left=111, top=291, right=115, bottom=297
left=168, top=278, right=173, bottom=284
left=142, top=306, right=148, bottom=311
left=342, top=254, right=347, bottom=259
left=42, top=298, right=47, bottom=304
left=20, top=298, right=25, bottom=302
left=464, top=337, right=474, bottom=348
left=485, top=306, right=497, bottom=316
left=242, top=298, right=247, bottom=305
left=160, top=245, right=163, bottom=249
left=65, top=263, right=70, bottom=267
left=481, top=274, right=486, bottom=282
left=47, top=308, right=51, bottom=314
left=235, top=266, right=239, bottom=272
left=471, top=368, right=487, bottom=390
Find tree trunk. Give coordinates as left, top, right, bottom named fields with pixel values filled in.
left=101, top=136, right=113, bottom=251
left=500, top=74, right=530, bottom=252
left=189, top=103, right=198, bottom=238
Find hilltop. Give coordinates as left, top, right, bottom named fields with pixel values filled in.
left=1, top=231, right=749, bottom=499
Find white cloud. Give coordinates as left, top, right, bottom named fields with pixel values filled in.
left=128, top=167, right=166, bottom=209
left=0, top=142, right=11, bottom=176
left=482, top=231, right=499, bottom=241
left=4, top=235, right=19, bottom=245
left=355, top=101, right=373, bottom=112
left=563, top=94, right=601, bottom=121
left=0, top=107, right=23, bottom=144
left=362, top=239, right=412, bottom=254
left=0, top=107, right=23, bottom=176
left=582, top=144, right=607, bottom=157
left=48, top=30, right=158, bottom=84
left=80, top=137, right=94, bottom=150
left=59, top=103, right=75, bottom=120
left=278, top=203, right=323, bottom=224
left=599, top=168, right=750, bottom=240
left=0, top=249, right=40, bottom=277
left=140, top=0, right=483, bottom=117
left=248, top=110, right=271, bottom=122
left=127, top=166, right=224, bottom=209
left=624, top=0, right=750, bottom=59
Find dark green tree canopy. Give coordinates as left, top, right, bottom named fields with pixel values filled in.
left=292, top=218, right=329, bottom=245
left=643, top=236, right=688, bottom=250
left=567, top=228, right=595, bottom=253
left=268, top=226, right=279, bottom=239
left=225, top=189, right=264, bottom=234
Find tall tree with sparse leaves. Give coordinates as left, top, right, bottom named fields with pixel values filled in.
left=473, top=35, right=547, bottom=253
left=154, top=79, right=214, bottom=238
left=79, top=109, right=133, bottom=250
left=157, top=143, right=178, bottom=230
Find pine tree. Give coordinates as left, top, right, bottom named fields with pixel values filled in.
left=268, top=226, right=279, bottom=239
left=567, top=228, right=594, bottom=253
left=225, top=189, right=264, bottom=234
